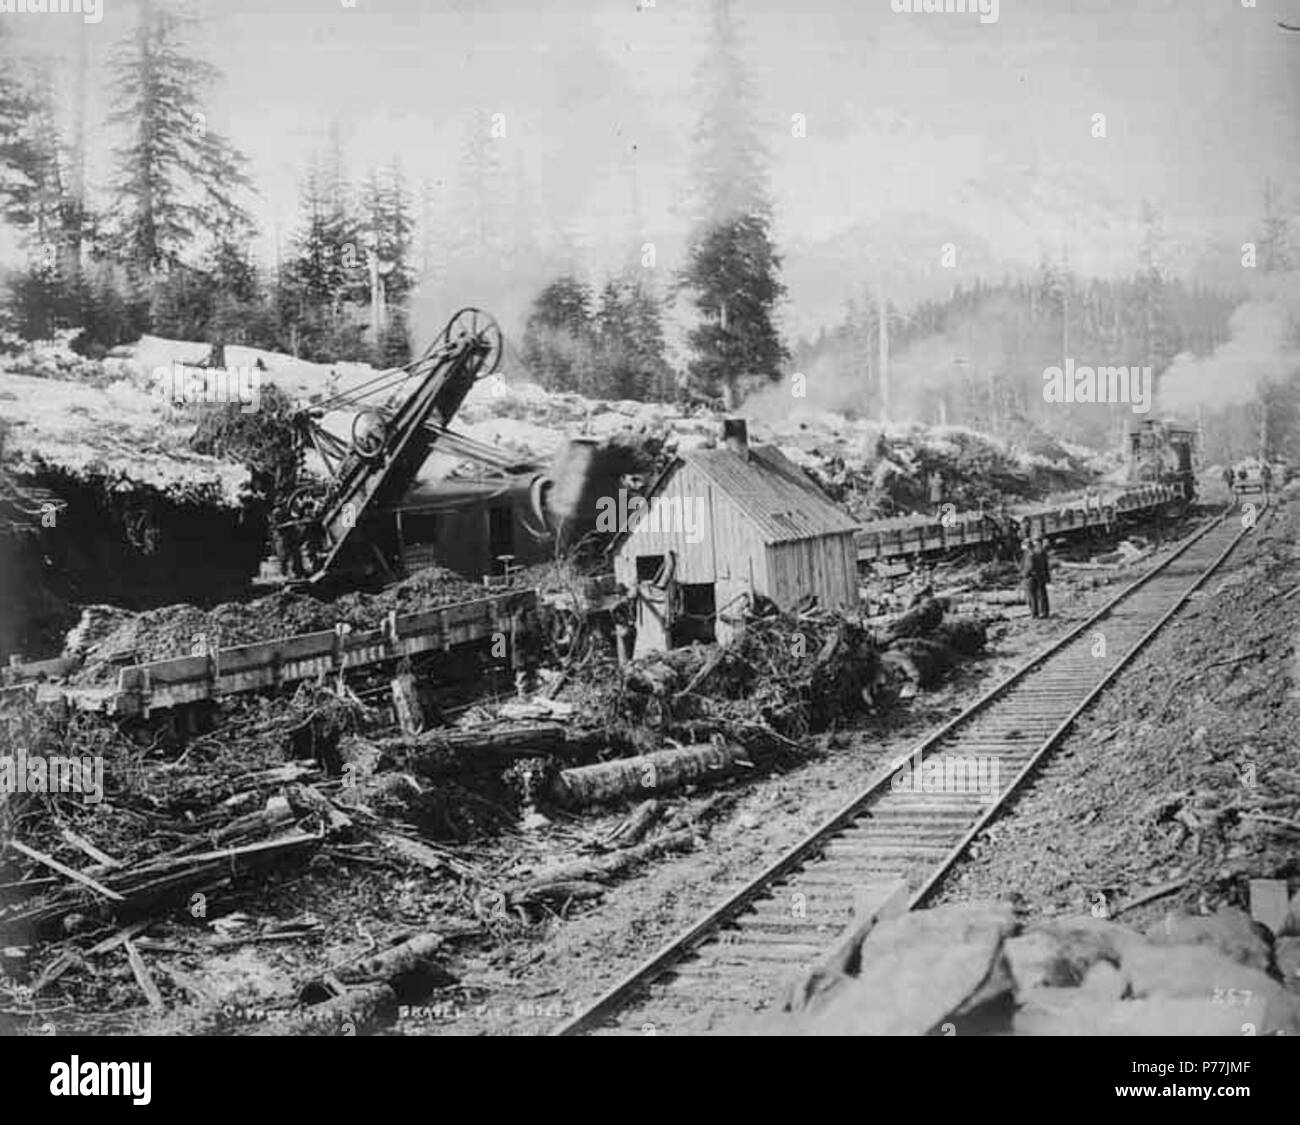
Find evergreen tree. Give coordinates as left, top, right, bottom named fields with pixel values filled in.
left=522, top=275, right=597, bottom=393
left=680, top=0, right=787, bottom=404
left=681, top=214, right=788, bottom=402
left=594, top=274, right=673, bottom=401
left=108, top=0, right=252, bottom=274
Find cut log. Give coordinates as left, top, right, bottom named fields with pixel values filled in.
left=507, top=827, right=695, bottom=901
left=978, top=589, right=1030, bottom=605
left=509, top=880, right=606, bottom=907
left=376, top=721, right=613, bottom=773
left=335, top=932, right=444, bottom=986
left=552, top=742, right=750, bottom=808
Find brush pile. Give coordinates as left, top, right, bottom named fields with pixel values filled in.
left=565, top=596, right=988, bottom=755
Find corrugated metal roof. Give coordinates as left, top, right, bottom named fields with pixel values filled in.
left=681, top=444, right=860, bottom=544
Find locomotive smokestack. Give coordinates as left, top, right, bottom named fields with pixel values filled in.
left=723, top=417, right=749, bottom=459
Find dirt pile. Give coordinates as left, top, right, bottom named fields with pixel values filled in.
left=783, top=424, right=1098, bottom=521
left=71, top=566, right=483, bottom=682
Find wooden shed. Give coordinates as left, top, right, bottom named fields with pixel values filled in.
left=611, top=420, right=860, bottom=654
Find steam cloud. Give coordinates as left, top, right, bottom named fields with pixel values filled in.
left=1156, top=273, right=1300, bottom=416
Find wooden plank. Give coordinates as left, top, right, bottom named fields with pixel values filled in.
left=61, top=590, right=535, bottom=715
left=9, top=840, right=126, bottom=902
left=124, top=939, right=166, bottom=1012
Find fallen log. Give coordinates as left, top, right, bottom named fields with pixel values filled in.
left=607, top=798, right=662, bottom=847
left=978, top=589, right=1029, bottom=605
left=335, top=932, right=444, bottom=986
left=509, top=880, right=607, bottom=907
left=551, top=742, right=751, bottom=808
left=508, top=827, right=695, bottom=901
left=376, top=721, right=614, bottom=772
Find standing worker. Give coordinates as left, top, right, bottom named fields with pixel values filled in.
left=1031, top=535, right=1052, bottom=618
left=1019, top=537, right=1039, bottom=618
left=929, top=469, right=945, bottom=518
left=1222, top=464, right=1236, bottom=507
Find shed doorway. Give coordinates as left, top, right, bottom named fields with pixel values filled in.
left=673, top=582, right=716, bottom=646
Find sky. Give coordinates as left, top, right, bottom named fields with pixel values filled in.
left=6, top=0, right=1300, bottom=341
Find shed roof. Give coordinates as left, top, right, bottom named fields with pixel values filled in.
left=613, top=444, right=859, bottom=550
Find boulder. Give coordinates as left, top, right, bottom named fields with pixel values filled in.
left=1078, top=960, right=1127, bottom=1002
left=1015, top=991, right=1273, bottom=1036
left=1122, top=943, right=1300, bottom=1035
left=798, top=901, right=1016, bottom=1036
left=1144, top=908, right=1272, bottom=972
left=1275, top=936, right=1300, bottom=993
left=780, top=879, right=909, bottom=1015
left=1006, top=915, right=1147, bottom=989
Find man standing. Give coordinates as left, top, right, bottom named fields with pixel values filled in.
left=1222, top=465, right=1236, bottom=507
left=1019, top=537, right=1040, bottom=618
left=1031, top=535, right=1051, bottom=618
left=929, top=470, right=944, bottom=518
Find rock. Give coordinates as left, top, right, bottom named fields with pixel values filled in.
left=1006, top=915, right=1147, bottom=989
left=1275, top=936, right=1300, bottom=993
left=780, top=880, right=909, bottom=1015
left=797, top=901, right=1016, bottom=1036
left=1145, top=908, right=1272, bottom=972
left=1079, top=960, right=1127, bottom=1002
left=1248, top=880, right=1290, bottom=938
left=1122, top=943, right=1300, bottom=1035
left=1015, top=992, right=1272, bottom=1036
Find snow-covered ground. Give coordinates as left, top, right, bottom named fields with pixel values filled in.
left=1, top=331, right=1109, bottom=505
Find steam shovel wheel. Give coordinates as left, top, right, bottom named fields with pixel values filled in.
left=351, top=409, right=387, bottom=459
left=443, top=307, right=503, bottom=377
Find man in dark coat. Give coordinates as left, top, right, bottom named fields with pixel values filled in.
left=929, top=470, right=945, bottom=517
left=1030, top=535, right=1051, bottom=618
left=1019, top=537, right=1039, bottom=618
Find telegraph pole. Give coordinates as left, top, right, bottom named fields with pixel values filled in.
left=877, top=280, right=889, bottom=424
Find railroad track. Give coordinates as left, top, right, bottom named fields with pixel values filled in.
left=552, top=505, right=1264, bottom=1036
